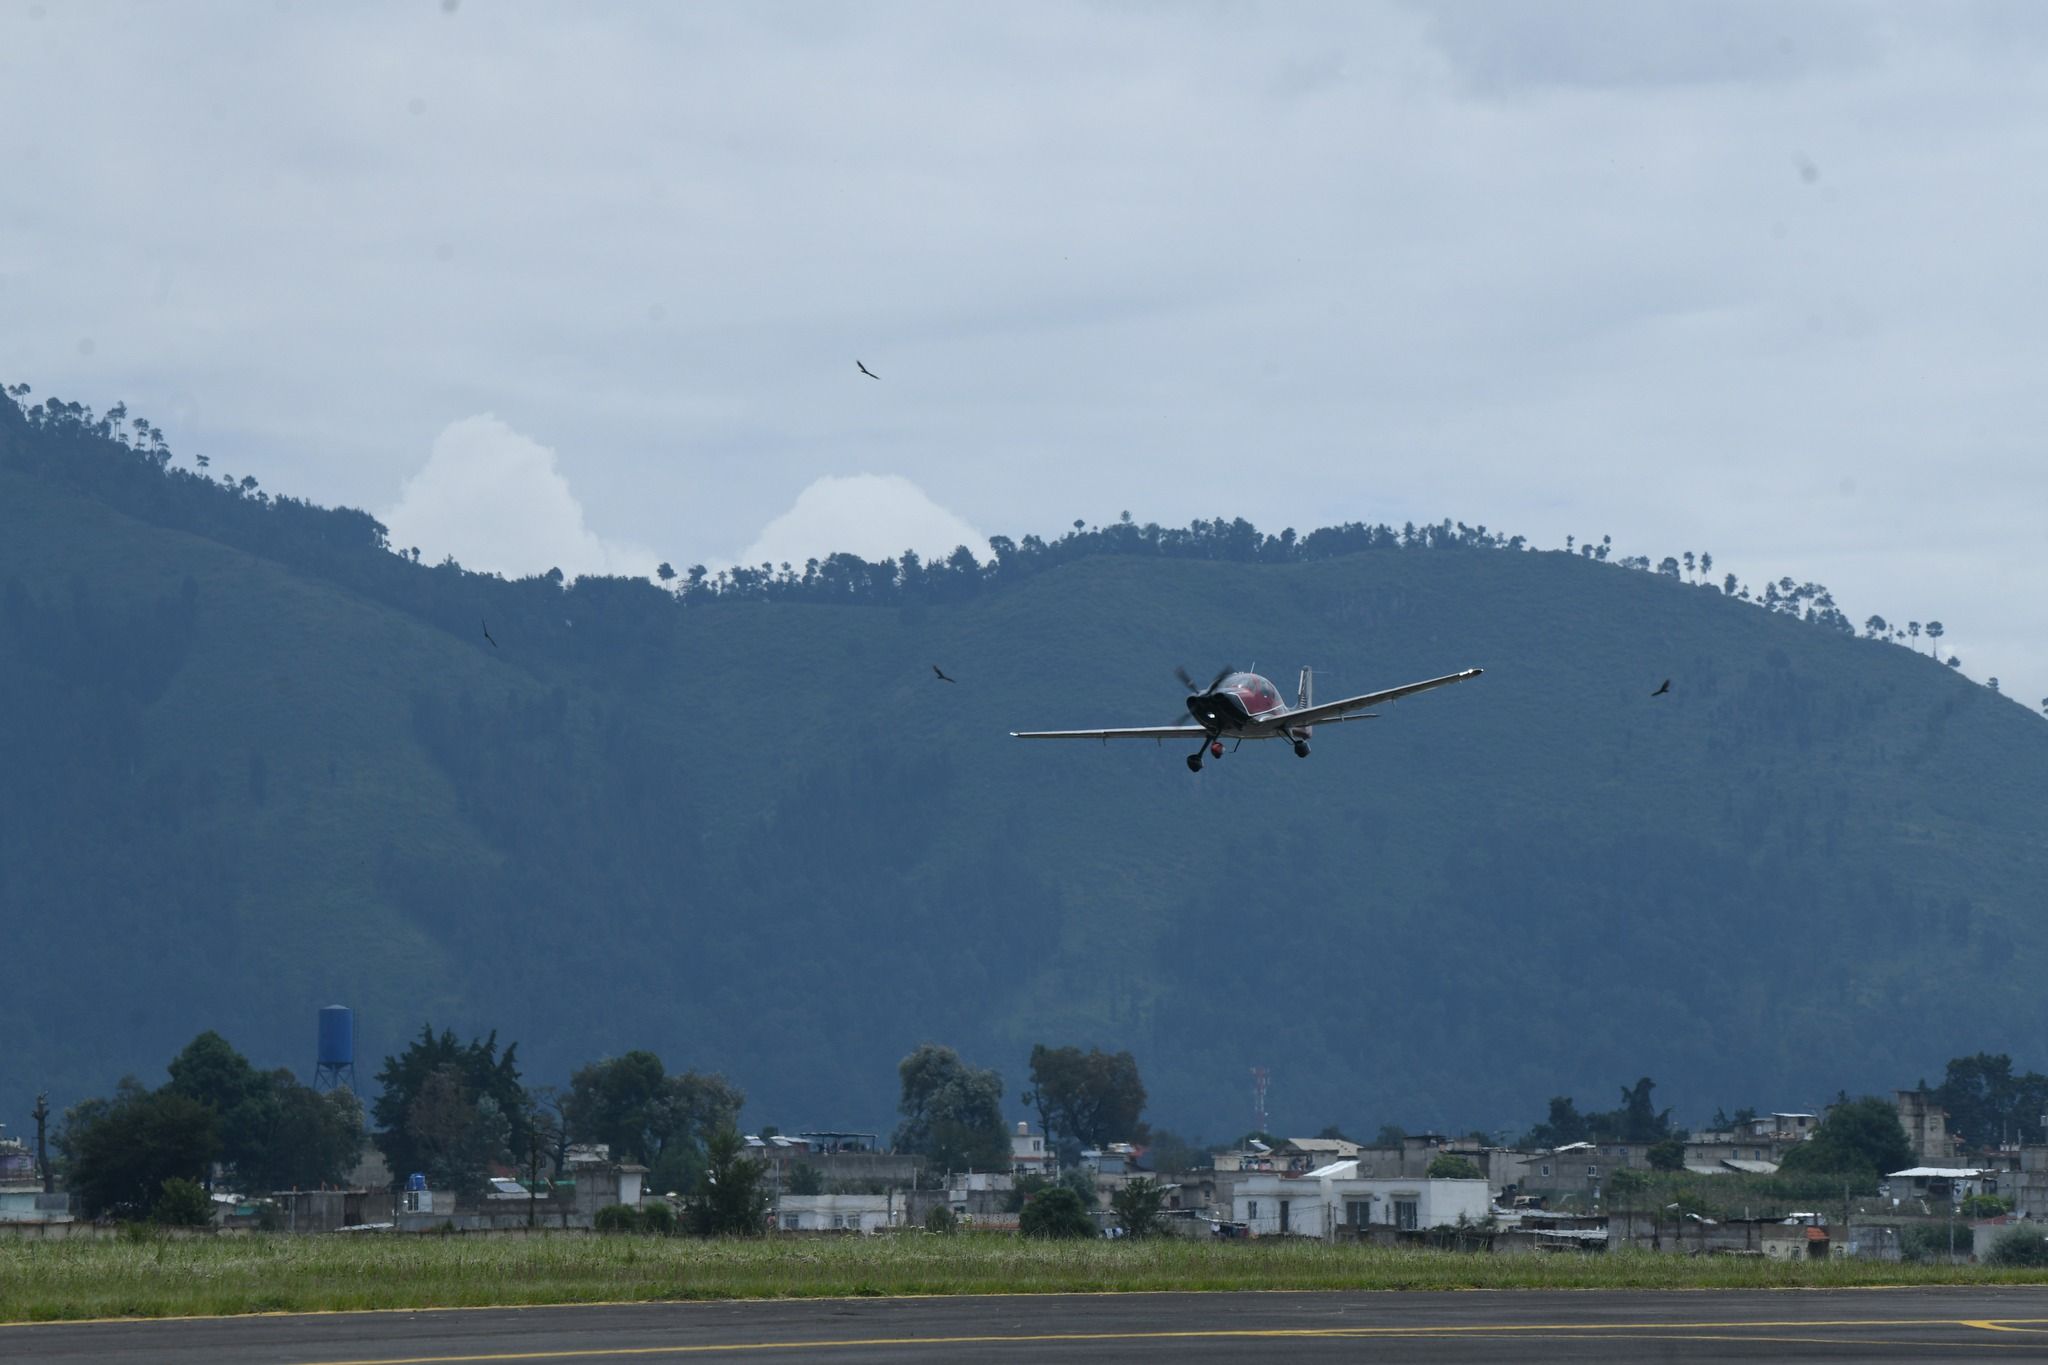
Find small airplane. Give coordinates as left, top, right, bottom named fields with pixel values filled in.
left=1013, top=664, right=1483, bottom=772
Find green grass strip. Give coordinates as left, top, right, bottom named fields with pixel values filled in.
left=4, top=1235, right=2045, bottom=1324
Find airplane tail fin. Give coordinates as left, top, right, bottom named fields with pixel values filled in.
left=1297, top=666, right=1313, bottom=710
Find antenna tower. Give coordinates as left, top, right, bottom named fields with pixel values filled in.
left=1251, top=1066, right=1270, bottom=1134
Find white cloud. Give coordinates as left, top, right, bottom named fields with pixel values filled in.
left=384, top=415, right=654, bottom=580
left=738, top=474, right=989, bottom=571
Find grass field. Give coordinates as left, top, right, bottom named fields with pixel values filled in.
left=4, top=1234, right=2046, bottom=1323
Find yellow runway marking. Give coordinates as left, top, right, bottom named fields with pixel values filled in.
left=288, top=1319, right=2048, bottom=1365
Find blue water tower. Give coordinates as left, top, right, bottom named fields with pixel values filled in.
left=314, top=1005, right=356, bottom=1094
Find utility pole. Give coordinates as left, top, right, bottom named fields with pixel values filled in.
left=32, top=1094, right=52, bottom=1195
left=526, top=1129, right=540, bottom=1230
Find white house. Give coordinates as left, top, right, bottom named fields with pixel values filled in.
left=1012, top=1122, right=1053, bottom=1179
left=777, top=1193, right=899, bottom=1234
left=1230, top=1161, right=1490, bottom=1239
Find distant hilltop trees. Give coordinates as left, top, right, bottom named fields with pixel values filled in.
left=0, top=383, right=2018, bottom=706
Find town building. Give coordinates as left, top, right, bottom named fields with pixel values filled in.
left=1011, top=1122, right=1052, bottom=1179
left=778, top=1193, right=899, bottom=1233
left=1895, top=1090, right=1954, bottom=1166
left=1230, top=1162, right=1489, bottom=1239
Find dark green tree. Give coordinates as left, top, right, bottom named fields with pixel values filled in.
left=1023, top=1045, right=1147, bottom=1149
left=1933, top=1053, right=2048, bottom=1148
left=1110, top=1176, right=1166, bottom=1238
left=372, top=1025, right=527, bottom=1195
left=1523, top=1081, right=1672, bottom=1146
left=787, top=1162, right=824, bottom=1196
left=564, top=1050, right=742, bottom=1187
left=1521, top=1097, right=1587, bottom=1147
left=164, top=1031, right=264, bottom=1188
left=58, top=1081, right=220, bottom=1220
left=1647, top=1138, right=1686, bottom=1172
left=162, top=1033, right=363, bottom=1192
left=236, top=1080, right=366, bottom=1192
left=566, top=1050, right=669, bottom=1163
left=1777, top=1096, right=1912, bottom=1179
left=1426, top=1154, right=1483, bottom=1180
left=1019, top=1184, right=1097, bottom=1239
left=893, top=1044, right=1007, bottom=1172
left=151, top=1176, right=214, bottom=1227
left=1143, top=1128, right=1206, bottom=1173
left=691, top=1125, right=769, bottom=1236
left=1613, top=1077, right=1675, bottom=1142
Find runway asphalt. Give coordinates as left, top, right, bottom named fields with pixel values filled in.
left=9, top=1286, right=2048, bottom=1363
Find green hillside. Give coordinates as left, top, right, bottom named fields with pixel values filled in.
left=5, top=390, right=2047, bottom=1141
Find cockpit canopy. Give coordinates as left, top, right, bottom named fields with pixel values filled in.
left=1219, top=672, right=1283, bottom=713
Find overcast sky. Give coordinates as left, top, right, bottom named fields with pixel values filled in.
left=4, top=1, right=2046, bottom=700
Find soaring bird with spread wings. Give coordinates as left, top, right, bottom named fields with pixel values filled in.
left=1014, top=664, right=1482, bottom=773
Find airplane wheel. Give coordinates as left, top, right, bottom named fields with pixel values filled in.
left=1186, top=754, right=1203, bottom=773
left=1293, top=741, right=1310, bottom=758
left=1209, top=740, right=1225, bottom=759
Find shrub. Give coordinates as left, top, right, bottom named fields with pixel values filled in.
left=1020, top=1186, right=1097, bottom=1240
left=1110, top=1178, right=1166, bottom=1239
left=924, top=1204, right=960, bottom=1234
left=639, top=1201, right=676, bottom=1236
left=1987, top=1227, right=2048, bottom=1267
left=1426, top=1155, right=1483, bottom=1181
left=1900, top=1223, right=1966, bottom=1263
left=593, top=1203, right=641, bottom=1234
left=150, top=1177, right=213, bottom=1228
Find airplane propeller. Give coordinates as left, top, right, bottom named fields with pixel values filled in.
left=1173, top=664, right=1242, bottom=728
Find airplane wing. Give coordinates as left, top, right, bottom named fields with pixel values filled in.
left=1280, top=667, right=1483, bottom=728
left=1011, top=725, right=1208, bottom=740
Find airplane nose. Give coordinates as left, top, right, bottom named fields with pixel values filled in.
left=1187, top=692, right=1246, bottom=728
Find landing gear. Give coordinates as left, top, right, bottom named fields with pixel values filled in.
left=1188, top=736, right=1225, bottom=774
left=1186, top=753, right=1203, bottom=773
left=1293, top=740, right=1311, bottom=758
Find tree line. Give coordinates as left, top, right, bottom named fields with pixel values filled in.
left=6, top=384, right=2011, bottom=707
left=47, top=1023, right=2045, bottom=1231
left=48, top=1026, right=1155, bottom=1231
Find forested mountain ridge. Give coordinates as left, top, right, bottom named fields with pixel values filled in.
left=4, top=388, right=2046, bottom=1141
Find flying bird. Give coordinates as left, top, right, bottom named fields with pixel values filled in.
left=1651, top=679, right=1670, bottom=697
left=932, top=665, right=956, bottom=683
left=856, top=360, right=880, bottom=380
left=482, top=618, right=498, bottom=648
